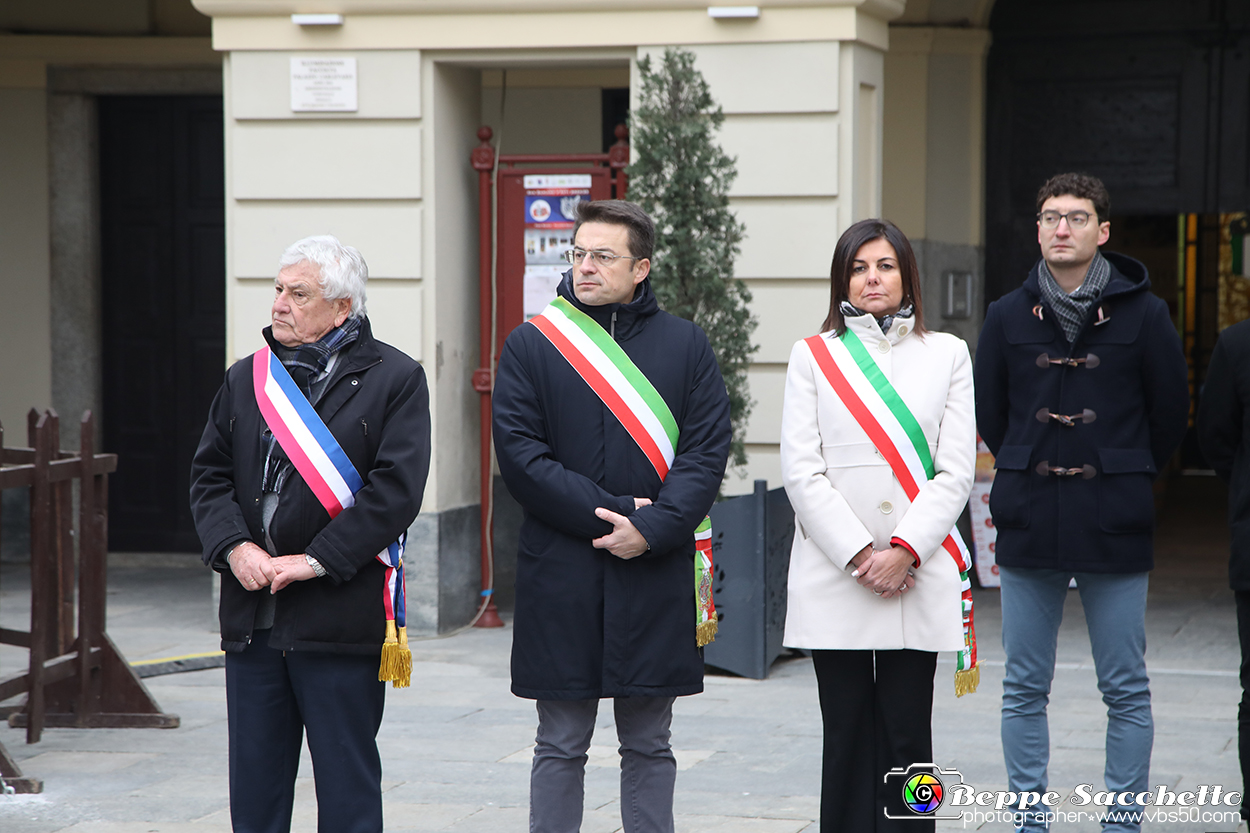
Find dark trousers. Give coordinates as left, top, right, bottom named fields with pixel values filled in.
left=225, top=630, right=386, bottom=833
left=1237, top=591, right=1250, bottom=820
left=811, top=649, right=938, bottom=833
left=530, top=697, right=677, bottom=833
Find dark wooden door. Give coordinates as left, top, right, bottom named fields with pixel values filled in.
left=985, top=0, right=1250, bottom=303
left=99, top=96, right=224, bottom=552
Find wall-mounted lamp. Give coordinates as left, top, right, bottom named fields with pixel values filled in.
left=291, top=13, right=344, bottom=25
left=707, top=6, right=760, bottom=18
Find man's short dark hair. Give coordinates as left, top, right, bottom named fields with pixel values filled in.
left=573, top=200, right=655, bottom=261
left=1036, top=172, right=1111, bottom=222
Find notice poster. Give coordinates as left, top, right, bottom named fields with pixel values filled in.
left=522, top=174, right=591, bottom=319
left=968, top=435, right=1000, bottom=588
left=290, top=57, right=358, bottom=112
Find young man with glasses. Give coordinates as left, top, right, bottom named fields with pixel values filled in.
left=974, top=173, right=1188, bottom=832
left=492, top=199, right=732, bottom=833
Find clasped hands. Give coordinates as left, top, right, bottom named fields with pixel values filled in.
left=592, top=497, right=652, bottom=560
left=849, top=544, right=916, bottom=599
left=227, top=541, right=316, bottom=593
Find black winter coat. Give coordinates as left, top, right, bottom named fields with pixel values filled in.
left=974, top=253, right=1188, bottom=573
left=493, top=274, right=732, bottom=700
left=190, top=319, right=431, bottom=653
left=1198, top=319, right=1250, bottom=590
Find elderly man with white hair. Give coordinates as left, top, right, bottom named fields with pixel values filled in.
left=191, top=235, right=430, bottom=833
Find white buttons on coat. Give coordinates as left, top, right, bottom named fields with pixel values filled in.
left=899, top=326, right=909, bottom=336
left=878, top=340, right=890, bottom=353
left=880, top=500, right=894, bottom=514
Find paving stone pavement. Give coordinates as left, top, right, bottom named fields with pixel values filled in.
left=0, top=475, right=1243, bottom=832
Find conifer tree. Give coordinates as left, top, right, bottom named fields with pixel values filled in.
left=628, top=48, right=758, bottom=471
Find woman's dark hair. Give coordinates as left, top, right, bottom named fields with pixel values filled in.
left=820, top=218, right=925, bottom=336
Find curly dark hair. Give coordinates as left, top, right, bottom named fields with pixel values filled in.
left=1036, top=172, right=1110, bottom=222
left=820, top=219, right=926, bottom=337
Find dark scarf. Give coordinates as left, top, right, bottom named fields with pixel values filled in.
left=1037, top=252, right=1110, bottom=344
left=263, top=316, right=362, bottom=395
left=260, top=317, right=362, bottom=492
left=840, top=300, right=915, bottom=335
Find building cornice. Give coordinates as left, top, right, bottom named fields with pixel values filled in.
left=196, top=4, right=900, bottom=52
left=193, top=0, right=904, bottom=18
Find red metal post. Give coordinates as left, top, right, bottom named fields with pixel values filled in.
left=471, top=126, right=505, bottom=628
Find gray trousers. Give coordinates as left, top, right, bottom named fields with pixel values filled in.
left=531, top=697, right=677, bottom=833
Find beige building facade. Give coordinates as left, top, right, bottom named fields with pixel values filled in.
left=1, top=0, right=1001, bottom=630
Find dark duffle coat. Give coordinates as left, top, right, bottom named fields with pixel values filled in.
left=493, top=273, right=732, bottom=700
left=190, top=318, right=431, bottom=654
left=1198, top=319, right=1250, bottom=590
left=974, top=252, right=1189, bottom=573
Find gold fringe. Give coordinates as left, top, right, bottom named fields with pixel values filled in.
left=696, top=618, right=718, bottom=648
left=391, top=626, right=412, bottom=689
left=379, top=620, right=400, bottom=683
left=953, top=663, right=980, bottom=697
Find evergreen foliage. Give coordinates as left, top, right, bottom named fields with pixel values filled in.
left=629, top=48, right=758, bottom=471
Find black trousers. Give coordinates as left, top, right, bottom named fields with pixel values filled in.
left=811, top=649, right=938, bottom=833
left=1237, top=591, right=1250, bottom=820
left=225, top=630, right=387, bottom=833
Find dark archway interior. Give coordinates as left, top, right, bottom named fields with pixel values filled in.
left=986, top=0, right=1250, bottom=469
left=986, top=0, right=1250, bottom=302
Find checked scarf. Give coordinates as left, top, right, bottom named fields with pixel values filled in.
left=840, top=300, right=915, bottom=335
left=1037, top=252, right=1110, bottom=344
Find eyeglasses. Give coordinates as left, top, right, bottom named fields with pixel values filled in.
left=563, top=248, right=639, bottom=267
left=1037, top=210, right=1095, bottom=230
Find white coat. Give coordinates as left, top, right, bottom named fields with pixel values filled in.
left=780, top=312, right=975, bottom=652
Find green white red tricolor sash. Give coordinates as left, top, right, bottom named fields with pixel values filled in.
left=530, top=296, right=679, bottom=480
left=530, top=296, right=716, bottom=646
left=804, top=330, right=979, bottom=696
left=694, top=517, right=716, bottom=646
left=252, top=345, right=412, bottom=688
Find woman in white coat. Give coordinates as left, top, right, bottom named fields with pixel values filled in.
left=781, top=219, right=976, bottom=832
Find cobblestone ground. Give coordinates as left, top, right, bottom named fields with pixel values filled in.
left=0, top=475, right=1242, bottom=832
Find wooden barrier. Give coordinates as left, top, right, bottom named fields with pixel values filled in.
left=0, top=410, right=179, bottom=794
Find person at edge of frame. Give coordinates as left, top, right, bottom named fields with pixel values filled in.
left=190, top=235, right=431, bottom=833
left=1198, top=315, right=1250, bottom=832
left=491, top=199, right=732, bottom=833
left=974, top=173, right=1188, bottom=833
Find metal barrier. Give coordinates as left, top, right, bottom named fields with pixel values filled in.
left=0, top=409, right=178, bottom=794
left=703, top=480, right=795, bottom=680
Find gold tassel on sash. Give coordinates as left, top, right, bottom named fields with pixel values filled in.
left=379, top=620, right=412, bottom=688
left=954, top=663, right=980, bottom=697
left=696, top=618, right=718, bottom=648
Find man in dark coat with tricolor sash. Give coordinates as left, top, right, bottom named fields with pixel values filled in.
left=492, top=200, right=732, bottom=833
left=190, top=235, right=431, bottom=833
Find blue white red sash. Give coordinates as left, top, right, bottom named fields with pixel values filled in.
left=252, top=345, right=412, bottom=687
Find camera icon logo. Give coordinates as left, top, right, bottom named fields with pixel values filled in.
left=883, top=763, right=965, bottom=820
